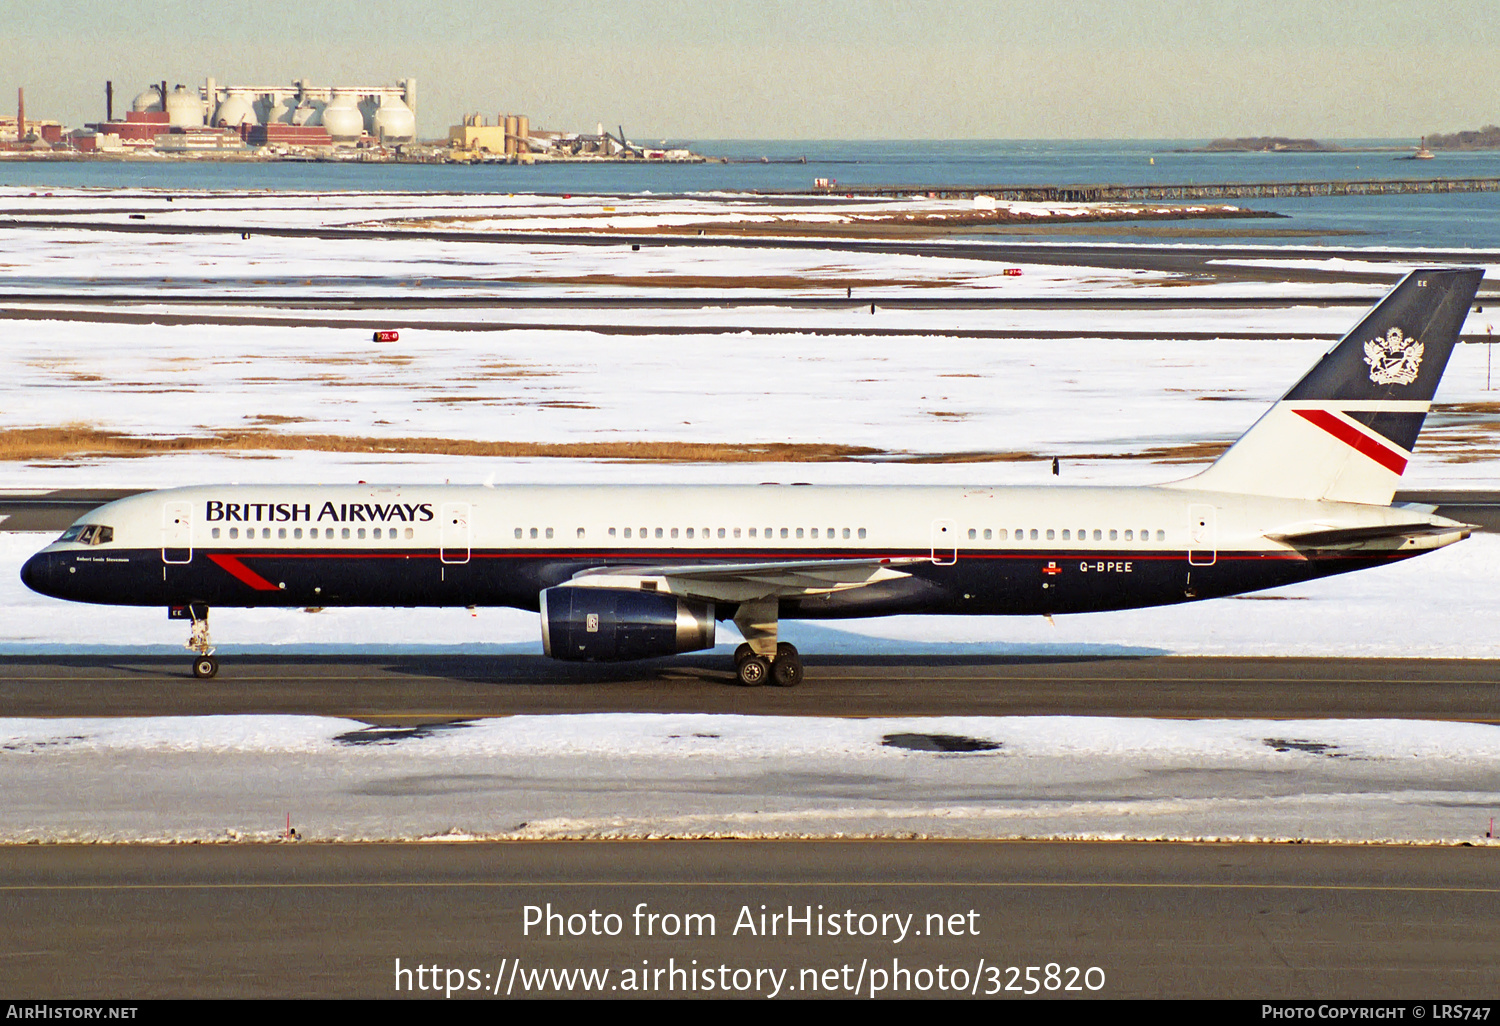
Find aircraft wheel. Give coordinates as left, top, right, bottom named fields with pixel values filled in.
left=733, top=643, right=754, bottom=666
left=192, top=656, right=219, bottom=680
left=776, top=642, right=798, bottom=661
left=771, top=655, right=803, bottom=687
left=737, top=656, right=770, bottom=687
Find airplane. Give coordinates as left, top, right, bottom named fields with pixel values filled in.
left=21, top=267, right=1484, bottom=685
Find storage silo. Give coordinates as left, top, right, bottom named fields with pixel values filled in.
left=131, top=85, right=163, bottom=112
left=373, top=94, right=415, bottom=143
left=320, top=90, right=363, bottom=143
left=503, top=114, right=518, bottom=155
left=212, top=89, right=258, bottom=128
left=165, top=85, right=204, bottom=128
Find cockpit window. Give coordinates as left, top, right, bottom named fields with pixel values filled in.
left=59, top=525, right=113, bottom=545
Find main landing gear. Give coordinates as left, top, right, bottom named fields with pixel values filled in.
left=734, top=642, right=803, bottom=687
left=731, top=598, right=802, bottom=687
left=184, top=604, right=218, bottom=679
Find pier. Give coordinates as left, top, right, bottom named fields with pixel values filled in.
left=785, top=177, right=1500, bottom=201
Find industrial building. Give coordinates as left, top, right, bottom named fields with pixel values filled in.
left=85, top=77, right=417, bottom=152
left=0, top=89, right=63, bottom=150
left=448, top=112, right=699, bottom=162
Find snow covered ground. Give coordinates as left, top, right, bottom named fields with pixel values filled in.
left=1, top=713, right=1496, bottom=844
left=0, top=186, right=1250, bottom=234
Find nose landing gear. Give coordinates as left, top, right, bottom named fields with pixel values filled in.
left=181, top=604, right=217, bottom=679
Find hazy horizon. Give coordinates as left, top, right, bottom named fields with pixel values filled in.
left=4, top=1, right=1496, bottom=141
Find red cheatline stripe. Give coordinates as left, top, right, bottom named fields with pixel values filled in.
left=205, top=553, right=281, bottom=591
left=1292, top=408, right=1408, bottom=475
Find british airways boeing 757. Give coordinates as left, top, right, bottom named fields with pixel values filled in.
left=21, top=268, right=1484, bottom=684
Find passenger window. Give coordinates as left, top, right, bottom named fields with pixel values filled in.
left=686, top=528, right=694, bottom=539
left=719, top=528, right=727, bottom=539
left=1109, top=529, right=1118, bottom=541
left=968, top=528, right=977, bottom=540
left=1014, top=527, right=1024, bottom=540
left=404, top=528, right=413, bottom=539
left=280, top=528, right=288, bottom=539
left=577, top=528, right=585, bottom=539
left=655, top=527, right=663, bottom=539
left=983, top=529, right=992, bottom=540
left=795, top=528, right=804, bottom=539
left=1156, top=529, right=1165, bottom=541
left=229, top=528, right=239, bottom=539
left=294, top=528, right=303, bottom=539
left=1062, top=529, right=1070, bottom=540
left=530, top=527, right=538, bottom=539
left=733, top=528, right=741, bottom=538
left=623, top=528, right=631, bottom=538
left=843, top=528, right=850, bottom=539
left=545, top=527, right=554, bottom=539
left=514, top=528, right=522, bottom=539
left=1124, top=530, right=1133, bottom=540
left=309, top=528, right=318, bottom=539
left=263, top=528, right=271, bottom=539
left=1046, top=529, right=1055, bottom=540
left=997, top=529, right=1007, bottom=540
left=212, top=527, right=221, bottom=539
left=341, top=527, right=351, bottom=540
left=671, top=528, right=679, bottom=539
left=781, top=528, right=789, bottom=539
left=810, top=528, right=818, bottom=539
left=749, top=528, right=757, bottom=538
left=1093, top=529, right=1102, bottom=541
left=858, top=528, right=866, bottom=539
left=357, top=528, right=366, bottom=540
left=609, top=527, right=617, bottom=537
left=1029, top=529, right=1038, bottom=540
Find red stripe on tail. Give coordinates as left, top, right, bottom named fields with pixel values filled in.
left=1293, top=409, right=1408, bottom=475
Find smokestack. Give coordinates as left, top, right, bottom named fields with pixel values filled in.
left=106, top=80, right=113, bottom=122
left=16, top=87, right=23, bottom=143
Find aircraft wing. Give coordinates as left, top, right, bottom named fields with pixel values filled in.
left=567, top=556, right=923, bottom=603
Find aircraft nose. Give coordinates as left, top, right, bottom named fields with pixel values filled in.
left=20, top=552, right=56, bottom=597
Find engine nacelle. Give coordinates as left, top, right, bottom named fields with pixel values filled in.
left=541, top=586, right=715, bottom=662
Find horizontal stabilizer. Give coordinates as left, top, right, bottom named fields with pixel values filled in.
left=1268, top=522, right=1474, bottom=548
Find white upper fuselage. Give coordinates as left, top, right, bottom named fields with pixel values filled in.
left=45, top=481, right=1462, bottom=562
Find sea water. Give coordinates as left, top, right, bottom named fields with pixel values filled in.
left=3, top=139, right=1500, bottom=249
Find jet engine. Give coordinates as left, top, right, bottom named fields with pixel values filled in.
left=540, top=587, right=715, bottom=662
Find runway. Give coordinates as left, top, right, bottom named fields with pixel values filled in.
left=2, top=840, right=1495, bottom=998
left=2, top=653, right=1496, bottom=720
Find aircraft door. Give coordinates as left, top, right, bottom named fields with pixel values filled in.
left=440, top=502, right=471, bottom=564
left=162, top=500, right=192, bottom=564
left=930, top=518, right=957, bottom=565
left=1188, top=504, right=1217, bottom=566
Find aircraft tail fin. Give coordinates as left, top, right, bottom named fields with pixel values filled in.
left=1175, top=267, right=1484, bottom=505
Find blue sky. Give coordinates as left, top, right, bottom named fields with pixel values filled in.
left=5, top=1, right=1496, bottom=139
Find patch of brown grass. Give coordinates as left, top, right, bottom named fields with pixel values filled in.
left=0, top=427, right=883, bottom=463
